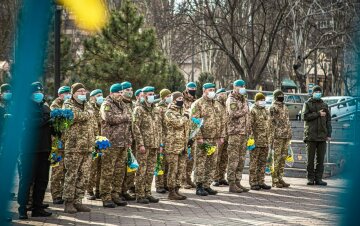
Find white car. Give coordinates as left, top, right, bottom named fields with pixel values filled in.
left=322, top=96, right=359, bottom=120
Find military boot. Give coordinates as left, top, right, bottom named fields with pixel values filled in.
left=146, top=195, right=160, bottom=203
left=229, top=183, right=243, bottom=193
left=95, top=190, right=101, bottom=199
left=122, top=192, right=136, bottom=201
left=175, top=186, right=187, bottom=200
left=74, top=203, right=91, bottom=212
left=212, top=180, right=220, bottom=187
left=103, top=200, right=116, bottom=208
left=196, top=184, right=208, bottom=196
left=219, top=179, right=229, bottom=186
left=64, top=201, right=77, bottom=214
left=272, top=182, right=283, bottom=188
left=279, top=179, right=290, bottom=187
left=87, top=191, right=96, bottom=200
left=204, top=187, right=218, bottom=195
left=236, top=181, right=249, bottom=192
left=113, top=197, right=128, bottom=206
left=168, top=188, right=183, bottom=200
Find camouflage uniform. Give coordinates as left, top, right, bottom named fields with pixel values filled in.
left=214, top=96, right=228, bottom=182
left=133, top=101, right=162, bottom=199
left=269, top=101, right=292, bottom=184
left=155, top=100, right=169, bottom=189
left=122, top=98, right=136, bottom=194
left=249, top=104, right=269, bottom=186
left=50, top=97, right=66, bottom=201
left=191, top=96, right=224, bottom=188
left=226, top=92, right=249, bottom=184
left=182, top=90, right=196, bottom=186
left=86, top=101, right=102, bottom=195
left=164, top=103, right=189, bottom=189
left=62, top=99, right=95, bottom=204
left=99, top=96, right=132, bottom=202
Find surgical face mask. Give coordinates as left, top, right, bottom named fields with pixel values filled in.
left=77, top=94, right=87, bottom=103
left=140, top=97, right=145, bottom=103
left=96, top=96, right=104, bottom=105
left=277, top=96, right=284, bottom=102
left=257, top=100, right=266, bottom=107
left=207, top=91, right=216, bottom=99
left=32, top=93, right=44, bottom=103
left=147, top=95, right=155, bottom=104
left=188, top=89, right=196, bottom=97
left=125, top=91, right=133, bottom=99
left=313, top=92, right=322, bottom=99
left=2, top=92, right=12, bottom=101
left=239, top=88, right=246, bottom=95
left=165, top=96, right=173, bottom=104
left=63, top=94, right=71, bottom=101
left=176, top=100, right=184, bottom=107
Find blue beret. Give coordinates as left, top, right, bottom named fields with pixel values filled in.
left=216, top=88, right=226, bottom=94
left=233, top=79, right=245, bottom=87
left=58, top=86, right=70, bottom=94
left=110, top=83, right=122, bottom=93
left=186, top=82, right=197, bottom=88
left=31, top=82, right=43, bottom=92
left=202, top=83, right=216, bottom=90
left=135, top=89, right=142, bottom=97
left=90, top=89, right=103, bottom=97
left=142, top=86, right=155, bottom=93
left=120, top=81, right=132, bottom=90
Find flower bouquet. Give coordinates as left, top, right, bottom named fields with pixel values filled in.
left=265, top=148, right=274, bottom=175
left=285, top=144, right=294, bottom=167
left=154, top=153, right=164, bottom=176
left=127, top=148, right=139, bottom=173
left=199, top=143, right=217, bottom=156
left=247, top=138, right=256, bottom=151
left=187, top=117, right=204, bottom=160
left=92, top=136, right=111, bottom=160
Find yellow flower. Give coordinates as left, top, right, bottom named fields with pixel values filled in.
left=207, top=146, right=217, bottom=156
left=158, top=170, right=164, bottom=176
left=286, top=155, right=294, bottom=163
left=247, top=138, right=255, bottom=146
left=127, top=166, right=137, bottom=173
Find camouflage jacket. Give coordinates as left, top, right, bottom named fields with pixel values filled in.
left=100, top=96, right=132, bottom=148
left=226, top=92, right=250, bottom=136
left=269, top=101, right=292, bottom=140
left=190, top=96, right=225, bottom=141
left=183, top=90, right=196, bottom=111
left=132, top=101, right=162, bottom=148
left=302, top=97, right=332, bottom=141
left=63, top=99, right=95, bottom=152
left=250, top=104, right=270, bottom=147
left=216, top=97, right=228, bottom=138
left=90, top=101, right=101, bottom=136
left=164, top=103, right=189, bottom=154
left=50, top=97, right=64, bottom=110
left=157, top=100, right=169, bottom=144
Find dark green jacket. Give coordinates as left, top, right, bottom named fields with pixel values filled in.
left=302, top=98, right=332, bottom=142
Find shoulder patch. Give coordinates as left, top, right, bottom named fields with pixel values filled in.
left=230, top=103, right=237, bottom=110
left=104, top=105, right=111, bottom=111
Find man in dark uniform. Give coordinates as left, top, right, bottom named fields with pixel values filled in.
left=302, top=85, right=332, bottom=186
left=17, top=82, right=53, bottom=219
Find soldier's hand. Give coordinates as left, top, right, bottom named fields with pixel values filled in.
left=159, top=147, right=164, bottom=154
left=197, top=138, right=204, bottom=144
left=319, top=109, right=326, bottom=117
left=139, top=145, right=146, bottom=153
left=217, top=138, right=224, bottom=145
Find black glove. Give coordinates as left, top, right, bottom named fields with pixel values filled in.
left=187, top=139, right=194, bottom=147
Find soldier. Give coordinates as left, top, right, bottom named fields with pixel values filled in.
left=165, top=92, right=189, bottom=200
left=119, top=81, right=137, bottom=201
left=213, top=88, right=229, bottom=187
left=133, top=86, right=161, bottom=204
left=269, top=89, right=292, bottom=188
left=18, top=82, right=53, bottom=219
left=226, top=80, right=250, bottom=193
left=134, top=88, right=143, bottom=107
left=50, top=86, right=71, bottom=205
left=86, top=89, right=104, bottom=200
left=249, top=93, right=271, bottom=190
left=302, top=85, right=331, bottom=186
left=0, top=83, right=12, bottom=111
left=62, top=83, right=94, bottom=214
left=182, top=82, right=197, bottom=189
left=191, top=83, right=224, bottom=196
left=155, top=88, right=172, bottom=194
left=99, top=83, right=131, bottom=208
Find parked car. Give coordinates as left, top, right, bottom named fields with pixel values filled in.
left=321, top=96, right=359, bottom=121
left=265, top=94, right=309, bottom=120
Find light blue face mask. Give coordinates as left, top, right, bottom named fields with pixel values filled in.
left=140, top=97, right=145, bottom=103
left=2, top=92, right=12, bottom=101
left=239, top=88, right=247, bottom=95
left=63, top=94, right=71, bottom=101
left=165, top=96, right=173, bottom=104
left=32, top=93, right=44, bottom=103
left=147, top=95, right=155, bottom=104
left=313, top=92, right=322, bottom=99
left=96, top=96, right=104, bottom=105
left=77, top=94, right=87, bottom=103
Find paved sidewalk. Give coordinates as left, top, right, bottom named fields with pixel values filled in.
left=10, top=175, right=346, bottom=226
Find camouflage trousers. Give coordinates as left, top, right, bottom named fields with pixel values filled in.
left=183, top=143, right=195, bottom=185
left=50, top=151, right=65, bottom=199
left=271, top=139, right=290, bottom=183
left=122, top=147, right=136, bottom=194
left=167, top=152, right=187, bottom=189
left=214, top=138, right=228, bottom=181
left=249, top=147, right=268, bottom=186
left=135, top=147, right=157, bottom=199
left=100, top=147, right=127, bottom=201
left=87, top=156, right=102, bottom=194
left=194, top=140, right=218, bottom=188
left=227, top=135, right=247, bottom=183
left=155, top=153, right=168, bottom=189
left=62, top=151, right=91, bottom=203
